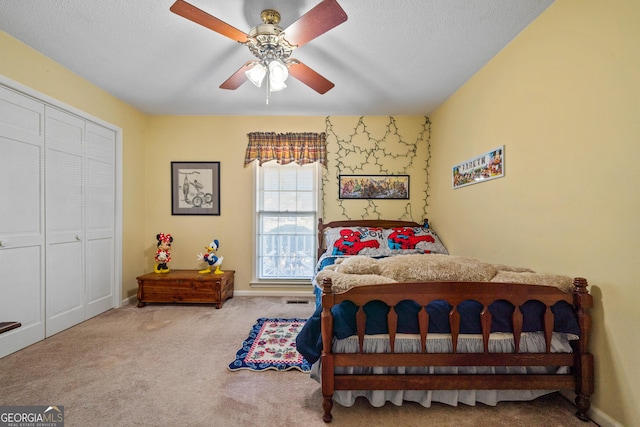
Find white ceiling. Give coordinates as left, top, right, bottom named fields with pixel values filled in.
left=0, top=0, right=553, bottom=116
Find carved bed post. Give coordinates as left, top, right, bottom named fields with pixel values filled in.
left=321, top=277, right=335, bottom=423
left=572, top=277, right=594, bottom=421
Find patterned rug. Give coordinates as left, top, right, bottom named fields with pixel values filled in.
left=227, top=318, right=311, bottom=372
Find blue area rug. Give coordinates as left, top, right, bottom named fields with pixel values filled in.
left=227, top=317, right=311, bottom=372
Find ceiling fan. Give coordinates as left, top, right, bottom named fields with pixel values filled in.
left=170, top=0, right=348, bottom=100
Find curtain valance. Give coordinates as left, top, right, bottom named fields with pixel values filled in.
left=244, top=132, right=327, bottom=167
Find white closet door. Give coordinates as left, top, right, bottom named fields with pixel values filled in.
left=85, top=122, right=115, bottom=318
left=45, top=107, right=85, bottom=336
left=0, top=85, right=46, bottom=358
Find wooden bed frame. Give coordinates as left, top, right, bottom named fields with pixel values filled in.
left=316, top=219, right=594, bottom=423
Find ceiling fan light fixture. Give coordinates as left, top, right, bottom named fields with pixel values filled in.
left=268, top=59, right=289, bottom=84
left=269, top=79, right=287, bottom=92
left=245, top=63, right=267, bottom=87
left=170, top=0, right=348, bottom=98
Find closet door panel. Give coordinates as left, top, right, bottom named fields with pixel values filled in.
left=45, top=108, right=85, bottom=336
left=0, top=86, right=43, bottom=143
left=0, top=138, right=42, bottom=239
left=86, top=121, right=114, bottom=163
left=85, top=123, right=115, bottom=318
left=46, top=149, right=83, bottom=236
left=45, top=241, right=84, bottom=334
left=85, top=122, right=116, bottom=318
left=86, top=238, right=114, bottom=316
left=0, top=247, right=44, bottom=357
left=86, top=155, right=114, bottom=233
left=0, top=248, right=42, bottom=322
left=0, top=85, right=45, bottom=358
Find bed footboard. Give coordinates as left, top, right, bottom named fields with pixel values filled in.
left=319, top=277, right=593, bottom=423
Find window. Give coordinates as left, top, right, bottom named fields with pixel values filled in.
left=256, top=161, right=320, bottom=281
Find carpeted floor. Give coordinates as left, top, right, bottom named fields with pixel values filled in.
left=0, top=296, right=597, bottom=426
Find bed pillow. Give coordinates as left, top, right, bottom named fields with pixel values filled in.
left=383, top=226, right=449, bottom=255
left=324, top=227, right=389, bottom=257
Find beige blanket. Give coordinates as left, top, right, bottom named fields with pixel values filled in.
left=316, top=254, right=574, bottom=294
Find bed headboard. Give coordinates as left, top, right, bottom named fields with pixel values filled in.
left=317, top=218, right=428, bottom=261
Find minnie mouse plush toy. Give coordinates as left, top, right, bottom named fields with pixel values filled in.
left=154, top=233, right=173, bottom=273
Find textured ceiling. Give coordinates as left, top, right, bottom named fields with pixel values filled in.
left=0, top=0, right=554, bottom=116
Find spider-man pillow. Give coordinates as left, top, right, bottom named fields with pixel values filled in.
left=324, top=227, right=388, bottom=257
left=383, top=226, right=448, bottom=255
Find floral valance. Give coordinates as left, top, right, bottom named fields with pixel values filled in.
left=244, top=132, right=327, bottom=167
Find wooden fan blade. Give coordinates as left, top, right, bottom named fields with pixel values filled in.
left=170, top=0, right=248, bottom=43
left=220, top=61, right=257, bottom=90
left=283, top=0, right=347, bottom=48
left=288, top=60, right=335, bottom=94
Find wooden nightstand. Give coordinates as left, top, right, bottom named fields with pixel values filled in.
left=136, top=270, right=234, bottom=309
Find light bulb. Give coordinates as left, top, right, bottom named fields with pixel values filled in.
left=245, top=63, right=267, bottom=87
left=269, top=79, right=287, bottom=92
left=268, top=60, right=289, bottom=84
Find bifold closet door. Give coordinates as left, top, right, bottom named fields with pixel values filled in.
left=85, top=122, right=115, bottom=319
left=0, top=85, right=46, bottom=358
left=45, top=107, right=85, bottom=337
left=1, top=84, right=117, bottom=356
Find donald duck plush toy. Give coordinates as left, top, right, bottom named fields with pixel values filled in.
left=197, top=239, right=223, bottom=274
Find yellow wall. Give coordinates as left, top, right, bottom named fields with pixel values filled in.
left=1, top=30, right=432, bottom=299
left=0, top=30, right=148, bottom=301
left=429, top=0, right=639, bottom=425
left=144, top=116, right=325, bottom=294
left=321, top=116, right=431, bottom=222
left=145, top=115, right=430, bottom=294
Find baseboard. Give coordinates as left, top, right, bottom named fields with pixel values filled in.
left=559, top=390, right=622, bottom=427
left=234, top=290, right=315, bottom=298
left=122, top=291, right=314, bottom=305
left=122, top=294, right=138, bottom=307
left=588, top=406, right=623, bottom=427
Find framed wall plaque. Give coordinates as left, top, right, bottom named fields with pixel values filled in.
left=171, top=161, right=220, bottom=215
left=452, top=146, right=504, bottom=189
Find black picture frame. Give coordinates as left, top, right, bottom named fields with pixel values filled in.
left=171, top=161, right=220, bottom=215
left=338, top=174, right=410, bottom=199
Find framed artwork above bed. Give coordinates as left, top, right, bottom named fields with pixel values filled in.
left=338, top=174, right=409, bottom=199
